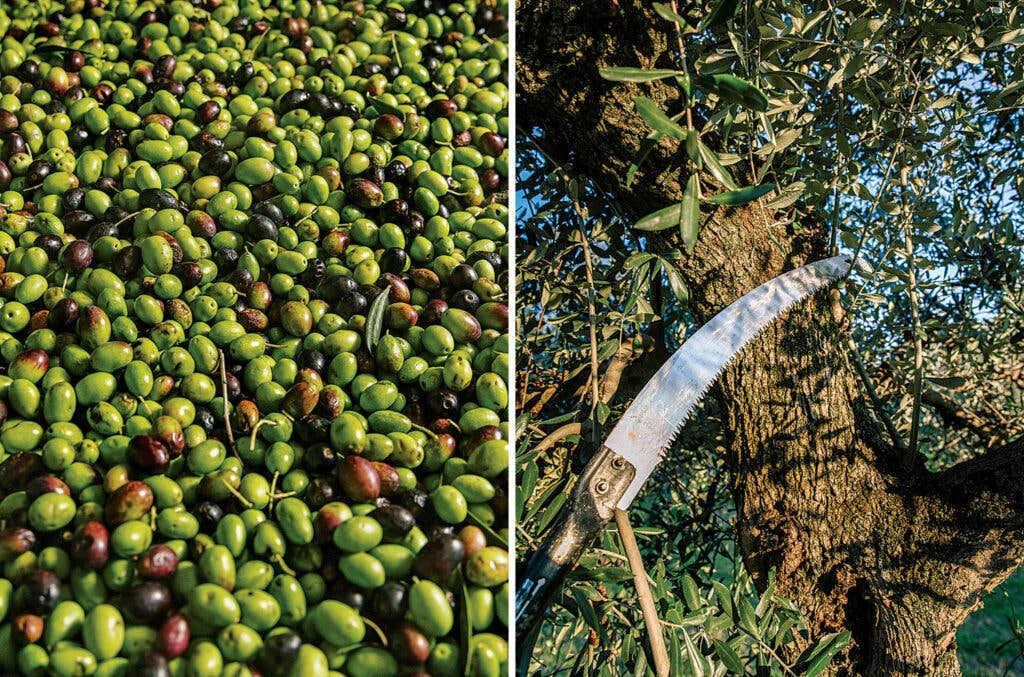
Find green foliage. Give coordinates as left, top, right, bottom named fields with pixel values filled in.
left=519, top=0, right=1024, bottom=671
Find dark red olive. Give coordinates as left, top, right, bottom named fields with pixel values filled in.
left=389, top=621, right=431, bottom=663
left=371, top=462, right=401, bottom=497
left=413, top=534, right=465, bottom=583
left=48, top=297, right=79, bottom=330
left=378, top=273, right=411, bottom=303
left=63, top=50, right=85, bottom=72
left=337, top=456, right=380, bottom=503
left=159, top=614, right=190, bottom=659
left=113, top=245, right=143, bottom=279
left=129, top=435, right=171, bottom=473
left=373, top=114, right=404, bottom=140
left=368, top=581, right=407, bottom=622
left=24, top=475, right=71, bottom=500
left=23, top=569, right=61, bottom=614
left=449, top=264, right=478, bottom=290
left=132, top=649, right=171, bottom=677
left=0, top=527, right=36, bottom=562
left=105, top=481, right=154, bottom=525
left=347, top=178, right=384, bottom=209
left=370, top=504, right=415, bottom=538
left=479, top=131, right=505, bottom=156
left=314, top=503, right=348, bottom=543
left=0, top=451, right=45, bottom=492
left=60, top=239, right=94, bottom=273
left=421, top=299, right=448, bottom=324
left=70, top=521, right=109, bottom=570
left=425, top=99, right=458, bottom=119
left=138, top=544, right=179, bottom=579
left=123, top=581, right=172, bottom=624
left=196, top=100, right=221, bottom=123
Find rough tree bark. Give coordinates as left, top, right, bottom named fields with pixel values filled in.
left=517, top=1, right=1024, bottom=674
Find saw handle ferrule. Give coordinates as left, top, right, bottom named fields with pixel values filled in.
left=514, top=446, right=636, bottom=642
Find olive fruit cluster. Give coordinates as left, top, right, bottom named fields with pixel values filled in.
left=0, top=0, right=510, bottom=674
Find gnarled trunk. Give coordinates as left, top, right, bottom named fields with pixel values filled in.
left=517, top=0, right=1024, bottom=673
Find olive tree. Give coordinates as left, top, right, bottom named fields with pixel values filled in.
left=516, top=0, right=1024, bottom=673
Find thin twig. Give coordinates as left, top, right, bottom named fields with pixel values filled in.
left=573, top=200, right=603, bottom=454
left=614, top=509, right=670, bottom=677
left=219, top=350, right=234, bottom=445
left=900, top=164, right=925, bottom=464
left=848, top=336, right=907, bottom=453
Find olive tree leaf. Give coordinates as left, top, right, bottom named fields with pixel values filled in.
left=652, top=2, right=690, bottom=27
left=698, top=73, right=770, bottom=111
left=571, top=587, right=610, bottom=645
left=796, top=632, right=852, bottom=677
left=700, top=0, right=741, bottom=29
left=365, top=290, right=390, bottom=354
left=696, top=139, right=738, bottom=189
left=680, top=174, right=701, bottom=252
left=367, top=96, right=406, bottom=117
left=925, top=375, right=967, bottom=388
left=705, top=184, right=774, bottom=206
left=600, top=67, right=684, bottom=82
left=662, top=260, right=690, bottom=305
left=635, top=97, right=688, bottom=139
left=459, top=577, right=474, bottom=677
left=635, top=203, right=684, bottom=231
left=627, top=112, right=686, bottom=186
left=712, top=639, right=745, bottom=674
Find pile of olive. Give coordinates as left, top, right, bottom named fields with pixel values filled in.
left=0, top=0, right=510, bottom=674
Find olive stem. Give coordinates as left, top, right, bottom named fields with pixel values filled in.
left=269, top=490, right=296, bottom=505
left=112, top=210, right=141, bottom=229
left=411, top=422, right=445, bottom=440
left=149, top=506, right=157, bottom=531
left=292, top=206, right=319, bottom=229
left=219, top=349, right=235, bottom=446
left=219, top=476, right=254, bottom=508
left=249, top=418, right=279, bottom=453
left=363, top=616, right=388, bottom=645
left=268, top=471, right=280, bottom=511
left=271, top=552, right=297, bottom=577
left=390, top=34, right=403, bottom=70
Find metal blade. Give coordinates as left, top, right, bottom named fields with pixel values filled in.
left=605, top=255, right=853, bottom=508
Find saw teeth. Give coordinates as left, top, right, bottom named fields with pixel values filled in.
left=642, top=263, right=842, bottom=462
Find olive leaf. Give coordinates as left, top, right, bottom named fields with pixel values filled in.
left=712, top=639, right=745, bottom=674
left=796, top=632, right=852, bottom=677
left=662, top=260, right=691, bottom=305
left=635, top=203, right=685, bottom=231
left=698, top=73, right=770, bottom=111
left=635, top=97, right=688, bottom=139
left=705, top=183, right=774, bottom=205
left=700, top=0, right=741, bottom=29
left=366, top=96, right=406, bottom=117
left=600, top=67, right=684, bottom=82
left=652, top=2, right=690, bottom=27
left=458, top=573, right=474, bottom=677
left=696, top=139, right=738, bottom=189
left=680, top=174, right=701, bottom=252
left=365, top=290, right=390, bottom=354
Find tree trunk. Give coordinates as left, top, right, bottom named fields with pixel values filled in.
left=517, top=0, right=1024, bottom=673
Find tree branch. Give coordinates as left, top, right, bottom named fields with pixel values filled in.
left=921, top=386, right=1010, bottom=449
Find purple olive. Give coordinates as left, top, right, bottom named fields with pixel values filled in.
left=138, top=544, right=179, bottom=579
left=60, top=239, right=94, bottom=273
left=70, top=521, right=109, bottom=570
left=123, top=581, right=173, bottom=623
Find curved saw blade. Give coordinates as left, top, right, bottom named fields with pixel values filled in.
left=606, top=254, right=853, bottom=508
